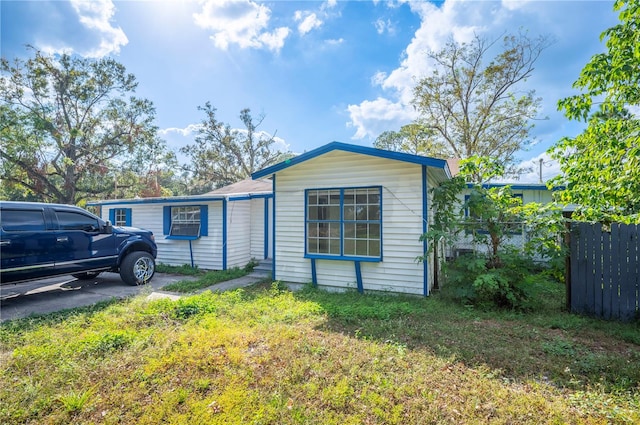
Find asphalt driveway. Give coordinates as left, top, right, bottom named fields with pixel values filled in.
left=0, top=272, right=191, bottom=322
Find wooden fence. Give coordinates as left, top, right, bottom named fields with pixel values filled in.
left=568, top=222, right=639, bottom=321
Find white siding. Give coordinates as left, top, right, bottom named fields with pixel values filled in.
left=226, top=200, right=251, bottom=268
left=274, top=150, right=433, bottom=295
left=100, top=202, right=224, bottom=270
left=250, top=198, right=267, bottom=260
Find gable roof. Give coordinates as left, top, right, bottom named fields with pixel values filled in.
left=251, top=141, right=452, bottom=180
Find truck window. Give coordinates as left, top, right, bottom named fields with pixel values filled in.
left=1, top=209, right=46, bottom=231
left=56, top=211, right=100, bottom=232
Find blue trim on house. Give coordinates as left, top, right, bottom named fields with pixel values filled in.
left=228, top=193, right=272, bottom=201
left=263, top=197, right=269, bottom=260
left=109, top=208, right=115, bottom=224
left=304, top=254, right=381, bottom=262
left=252, top=141, right=451, bottom=179
left=165, top=235, right=200, bottom=240
left=124, top=208, right=132, bottom=226
left=310, top=258, right=317, bottom=286
left=272, top=176, right=276, bottom=279
left=354, top=261, right=363, bottom=294
left=200, top=205, right=209, bottom=236
left=222, top=198, right=227, bottom=271
left=88, top=192, right=272, bottom=207
left=88, top=196, right=227, bottom=207
left=163, top=206, right=171, bottom=235
left=466, top=183, right=564, bottom=191
left=189, top=240, right=194, bottom=268
left=422, top=165, right=429, bottom=297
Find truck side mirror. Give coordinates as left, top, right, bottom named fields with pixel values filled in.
left=102, top=221, right=113, bottom=234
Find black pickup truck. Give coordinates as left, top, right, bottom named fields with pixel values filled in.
left=0, top=201, right=157, bottom=286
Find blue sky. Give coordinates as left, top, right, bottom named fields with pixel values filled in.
left=1, top=0, right=619, bottom=182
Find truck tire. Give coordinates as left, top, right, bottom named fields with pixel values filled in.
left=120, top=251, right=155, bottom=286
left=72, top=272, right=102, bottom=280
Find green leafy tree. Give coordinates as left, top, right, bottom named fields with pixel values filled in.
left=412, top=32, right=551, bottom=172
left=181, top=102, right=290, bottom=193
left=551, top=0, right=640, bottom=223
left=0, top=48, right=163, bottom=204
left=374, top=123, right=448, bottom=157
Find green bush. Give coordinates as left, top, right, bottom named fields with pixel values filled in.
left=440, top=251, right=542, bottom=310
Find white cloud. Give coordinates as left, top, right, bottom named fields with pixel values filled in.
left=347, top=0, right=516, bottom=140
left=322, top=0, right=338, bottom=11
left=374, top=18, right=395, bottom=35
left=325, top=38, right=344, bottom=46
left=295, top=11, right=323, bottom=35
left=159, top=124, right=202, bottom=138
left=347, top=97, right=416, bottom=140
left=193, top=0, right=290, bottom=52
left=70, top=0, right=128, bottom=57
left=496, top=151, right=561, bottom=183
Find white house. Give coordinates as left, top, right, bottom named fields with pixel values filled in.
left=252, top=142, right=451, bottom=296
left=87, top=179, right=273, bottom=270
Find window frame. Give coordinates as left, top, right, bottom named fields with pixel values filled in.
left=109, top=208, right=131, bottom=227
left=163, top=205, right=209, bottom=240
left=304, top=186, right=383, bottom=262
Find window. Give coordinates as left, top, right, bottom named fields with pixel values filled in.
left=109, top=208, right=131, bottom=226
left=1, top=210, right=46, bottom=231
left=306, top=187, right=382, bottom=260
left=163, top=205, right=208, bottom=239
left=56, top=211, right=100, bottom=232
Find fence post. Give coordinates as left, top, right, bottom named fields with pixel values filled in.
left=563, top=211, right=572, bottom=311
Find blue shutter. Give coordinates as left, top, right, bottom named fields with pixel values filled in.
left=163, top=206, right=171, bottom=235
left=200, top=205, right=208, bottom=236
left=109, top=209, right=115, bottom=224
left=125, top=208, right=132, bottom=226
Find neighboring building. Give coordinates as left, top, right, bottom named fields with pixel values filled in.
left=452, top=183, right=560, bottom=258
left=87, top=179, right=272, bottom=270
left=252, top=141, right=451, bottom=296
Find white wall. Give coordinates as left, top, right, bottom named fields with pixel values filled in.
left=250, top=197, right=269, bottom=260
left=226, top=200, right=251, bottom=268
left=273, top=150, right=438, bottom=295
left=101, top=201, right=224, bottom=270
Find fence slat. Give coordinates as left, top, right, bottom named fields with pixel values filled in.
left=593, top=222, right=603, bottom=316
left=610, top=224, right=622, bottom=319
left=601, top=228, right=612, bottom=320
left=620, top=225, right=638, bottom=321
left=571, top=222, right=585, bottom=314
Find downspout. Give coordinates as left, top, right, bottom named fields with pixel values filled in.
left=222, top=198, right=227, bottom=271
left=422, top=165, right=429, bottom=296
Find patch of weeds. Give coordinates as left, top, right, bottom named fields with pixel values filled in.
left=155, top=263, right=204, bottom=276
left=542, top=338, right=576, bottom=356
left=57, top=387, right=95, bottom=414
left=162, top=267, right=248, bottom=293
left=81, top=331, right=134, bottom=355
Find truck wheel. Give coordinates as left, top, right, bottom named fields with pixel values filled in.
left=72, top=272, right=102, bottom=280
left=120, top=251, right=155, bottom=286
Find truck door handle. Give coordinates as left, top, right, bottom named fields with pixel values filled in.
left=0, top=240, right=10, bottom=247
left=56, top=236, right=69, bottom=243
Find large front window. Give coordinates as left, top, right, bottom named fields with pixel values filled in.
left=306, top=187, right=382, bottom=260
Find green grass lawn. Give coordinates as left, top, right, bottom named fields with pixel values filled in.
left=1, top=280, right=638, bottom=424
